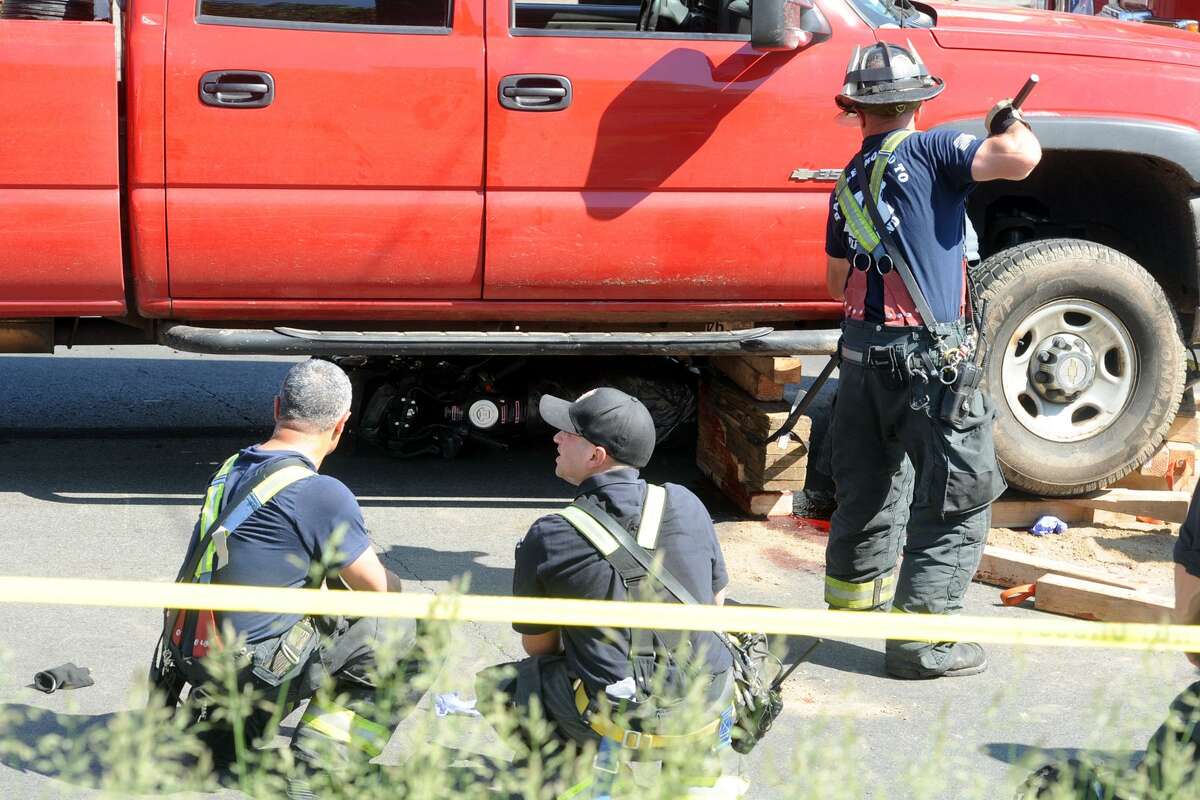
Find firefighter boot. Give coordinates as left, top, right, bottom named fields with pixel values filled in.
left=884, top=641, right=987, bottom=679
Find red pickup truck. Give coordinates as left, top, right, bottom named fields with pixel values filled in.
left=3, top=0, right=1199, bottom=496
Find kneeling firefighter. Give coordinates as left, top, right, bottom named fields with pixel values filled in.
left=478, top=388, right=781, bottom=798
left=149, top=359, right=426, bottom=797
left=823, top=42, right=1041, bottom=678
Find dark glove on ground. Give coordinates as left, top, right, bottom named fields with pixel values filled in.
left=34, top=662, right=94, bottom=693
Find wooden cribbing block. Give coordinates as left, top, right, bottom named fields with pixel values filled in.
left=710, top=356, right=803, bottom=401
left=1113, top=441, right=1195, bottom=492
left=1034, top=574, right=1173, bottom=623
left=989, top=496, right=1095, bottom=529
left=1168, top=389, right=1198, bottom=444
left=698, top=375, right=810, bottom=486
left=1060, top=488, right=1192, bottom=524
left=975, top=545, right=1139, bottom=591
left=697, top=373, right=809, bottom=516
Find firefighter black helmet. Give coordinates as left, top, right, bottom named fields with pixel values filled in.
left=835, top=41, right=944, bottom=113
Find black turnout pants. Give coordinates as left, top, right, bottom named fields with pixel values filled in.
left=826, top=321, right=1006, bottom=673
left=193, top=617, right=424, bottom=771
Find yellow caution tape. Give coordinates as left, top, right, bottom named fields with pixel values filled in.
left=0, top=576, right=1193, bottom=652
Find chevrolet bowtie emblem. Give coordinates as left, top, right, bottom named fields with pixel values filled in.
left=1066, top=360, right=1081, bottom=385
left=790, top=168, right=843, bottom=182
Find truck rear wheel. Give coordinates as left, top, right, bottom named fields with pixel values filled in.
left=0, top=0, right=95, bottom=18
left=973, top=239, right=1185, bottom=496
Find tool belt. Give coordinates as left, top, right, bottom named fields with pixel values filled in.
left=572, top=679, right=733, bottom=753
left=841, top=333, right=983, bottom=426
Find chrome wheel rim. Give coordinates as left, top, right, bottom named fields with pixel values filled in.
left=999, top=299, right=1136, bottom=443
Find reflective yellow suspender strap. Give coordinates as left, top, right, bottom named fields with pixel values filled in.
left=195, top=462, right=317, bottom=579
left=557, top=505, right=620, bottom=556
left=834, top=128, right=916, bottom=254
left=636, top=484, right=666, bottom=550
left=197, top=454, right=239, bottom=541
left=870, top=129, right=913, bottom=200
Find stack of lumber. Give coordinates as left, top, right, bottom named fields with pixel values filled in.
left=991, top=489, right=1191, bottom=528
left=976, top=545, right=1173, bottom=623
left=1113, top=389, right=1198, bottom=493
left=991, top=389, right=1199, bottom=529
left=697, top=358, right=808, bottom=517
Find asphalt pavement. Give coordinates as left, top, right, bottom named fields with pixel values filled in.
left=0, top=346, right=1192, bottom=799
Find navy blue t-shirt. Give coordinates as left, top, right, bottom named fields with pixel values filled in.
left=512, top=468, right=732, bottom=696
left=184, top=446, right=371, bottom=644
left=825, top=128, right=983, bottom=324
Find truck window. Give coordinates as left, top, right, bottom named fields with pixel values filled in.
left=198, top=0, right=450, bottom=29
left=511, top=0, right=749, bottom=36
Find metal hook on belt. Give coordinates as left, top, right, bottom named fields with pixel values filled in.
left=852, top=252, right=872, bottom=272
left=939, top=364, right=959, bottom=385
left=875, top=254, right=894, bottom=275
left=906, top=354, right=932, bottom=412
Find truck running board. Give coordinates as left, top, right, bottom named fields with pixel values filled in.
left=159, top=324, right=839, bottom=357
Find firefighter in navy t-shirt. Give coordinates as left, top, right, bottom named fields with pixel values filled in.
left=823, top=42, right=1041, bottom=679
left=159, top=359, right=425, bottom=797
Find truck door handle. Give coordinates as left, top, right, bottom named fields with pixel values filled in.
left=199, top=70, right=275, bottom=108
left=498, top=75, right=572, bottom=111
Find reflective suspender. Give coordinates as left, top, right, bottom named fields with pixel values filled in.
left=194, top=461, right=316, bottom=580
left=558, top=483, right=668, bottom=556
left=168, top=454, right=316, bottom=661
left=636, top=484, right=666, bottom=549
left=834, top=129, right=915, bottom=254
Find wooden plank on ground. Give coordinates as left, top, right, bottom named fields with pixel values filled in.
left=975, top=545, right=1139, bottom=590
left=1060, top=489, right=1191, bottom=524
left=990, top=496, right=1096, bottom=528
left=1034, top=574, right=1173, bottom=623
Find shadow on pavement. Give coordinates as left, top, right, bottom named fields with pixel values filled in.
left=0, top=703, right=115, bottom=785
left=382, top=545, right=514, bottom=595
left=795, top=637, right=886, bottom=679
left=0, top=427, right=731, bottom=516
left=982, top=741, right=1144, bottom=770
left=725, top=600, right=885, bottom=679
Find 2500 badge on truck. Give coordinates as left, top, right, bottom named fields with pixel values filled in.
left=2, top=0, right=1198, bottom=495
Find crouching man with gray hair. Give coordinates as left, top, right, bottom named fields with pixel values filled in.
left=155, top=359, right=424, bottom=797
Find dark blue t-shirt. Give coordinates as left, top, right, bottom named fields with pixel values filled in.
left=825, top=128, right=983, bottom=324
left=184, top=446, right=371, bottom=644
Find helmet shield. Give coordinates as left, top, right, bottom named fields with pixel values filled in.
left=835, top=41, right=944, bottom=112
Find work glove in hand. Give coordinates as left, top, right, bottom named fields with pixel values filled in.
left=34, top=662, right=94, bottom=693
left=985, top=99, right=1028, bottom=136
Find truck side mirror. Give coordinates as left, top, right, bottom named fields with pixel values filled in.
left=750, top=0, right=831, bottom=51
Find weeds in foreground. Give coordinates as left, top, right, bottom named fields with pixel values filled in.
left=0, top=625, right=1198, bottom=799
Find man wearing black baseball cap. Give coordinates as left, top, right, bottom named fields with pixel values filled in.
left=476, top=387, right=739, bottom=795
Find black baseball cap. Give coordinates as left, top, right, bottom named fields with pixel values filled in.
left=539, top=387, right=657, bottom=469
